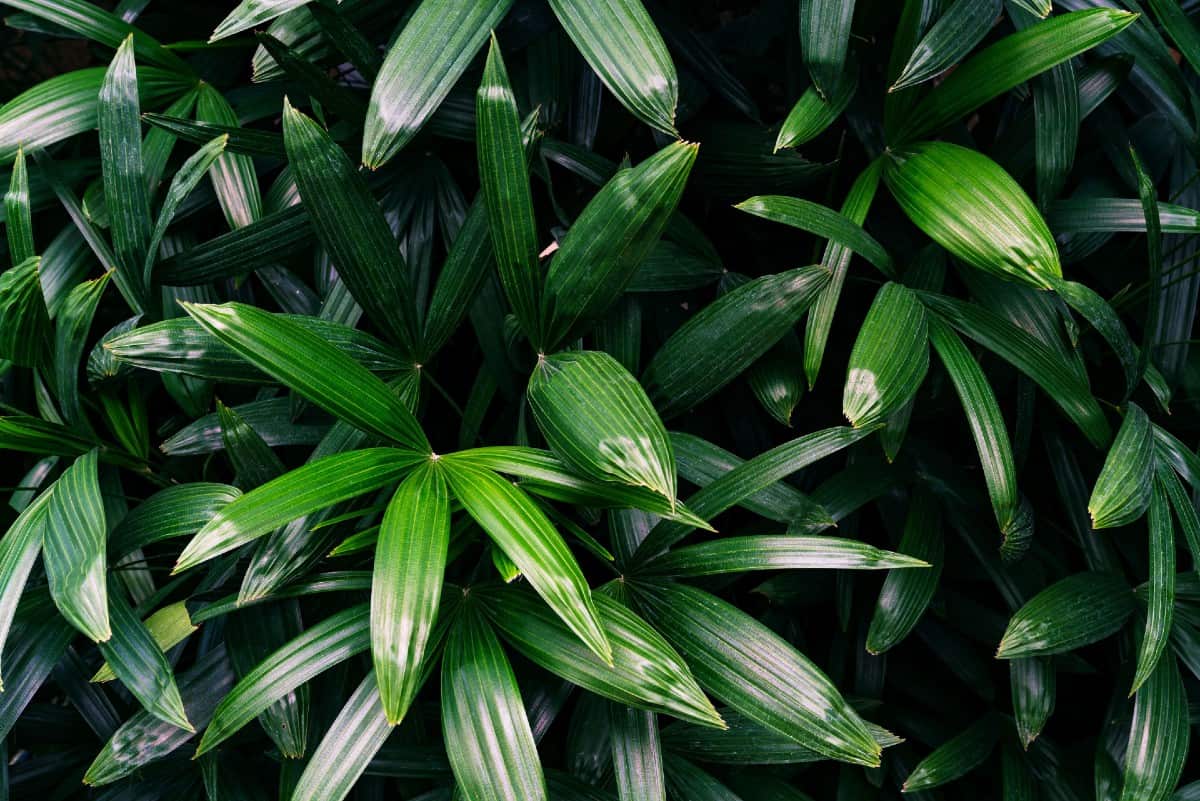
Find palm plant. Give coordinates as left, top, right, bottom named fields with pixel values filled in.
left=0, top=0, right=1196, bottom=799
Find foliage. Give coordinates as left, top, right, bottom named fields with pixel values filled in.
left=0, top=0, right=1197, bottom=799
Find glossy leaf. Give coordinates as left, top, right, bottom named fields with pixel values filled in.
left=372, top=464, right=450, bottom=724
left=1120, top=654, right=1189, bottom=801
left=0, top=256, right=52, bottom=367
left=996, top=572, right=1135, bottom=659
left=1130, top=480, right=1174, bottom=695
left=1088, top=403, right=1153, bottom=530
left=799, top=0, right=856, bottom=100
left=843, top=282, right=928, bottom=428
left=866, top=486, right=943, bottom=653
left=903, top=716, right=1000, bottom=792
left=890, top=0, right=1001, bottom=92
left=530, top=350, right=676, bottom=505
left=735, top=195, right=892, bottom=275
left=44, top=449, right=110, bottom=642
left=644, top=535, right=927, bottom=576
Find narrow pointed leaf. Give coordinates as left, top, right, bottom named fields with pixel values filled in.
left=1130, top=480, right=1174, bottom=695
left=0, top=488, right=53, bottom=688
left=1010, top=656, right=1055, bottom=748
left=211, top=0, right=315, bottom=41
left=1088, top=403, right=1153, bottom=529
left=156, top=205, right=312, bottom=284
left=143, top=135, right=226, bottom=283
left=97, top=589, right=192, bottom=731
left=443, top=461, right=612, bottom=664
left=903, top=716, right=1001, bottom=792
left=634, top=581, right=881, bottom=766
left=885, top=142, right=1060, bottom=289
left=735, top=195, right=892, bottom=275
left=641, top=266, right=830, bottom=419
left=44, top=449, right=110, bottom=642
left=372, top=464, right=450, bottom=724
left=180, top=302, right=428, bottom=450
left=282, top=100, right=418, bottom=351
left=99, top=36, right=152, bottom=312
left=477, top=35, right=542, bottom=344
left=843, top=282, right=928, bottom=428
left=196, top=85, right=261, bottom=230
left=543, top=141, right=698, bottom=348
left=890, top=0, right=1001, bottom=92
left=775, top=66, right=857, bottom=151
left=866, top=486, right=943, bottom=653
left=481, top=584, right=722, bottom=728
left=290, top=672, right=394, bottom=801
left=895, top=9, right=1138, bottom=142
left=196, top=604, right=370, bottom=755
left=1120, top=654, right=1189, bottom=801
left=93, top=601, right=196, bottom=682
left=442, top=609, right=548, bottom=801
left=54, top=272, right=111, bottom=425
left=175, top=448, right=424, bottom=572
left=644, top=535, right=927, bottom=577
left=997, top=572, right=1135, bottom=658
left=0, top=256, right=52, bottom=367
left=363, top=0, right=515, bottom=168
left=799, top=0, right=856, bottom=100
left=530, top=350, right=676, bottom=505
left=5, top=148, right=34, bottom=262
left=611, top=706, right=666, bottom=801
left=548, top=0, right=677, bottom=135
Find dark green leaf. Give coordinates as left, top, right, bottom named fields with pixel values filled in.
left=996, top=572, right=1134, bottom=658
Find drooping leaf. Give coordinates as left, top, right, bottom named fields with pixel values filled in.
left=1088, top=403, right=1153, bottom=530
left=0, top=488, right=53, bottom=689
left=1010, top=656, right=1055, bottom=748
left=443, top=459, right=612, bottom=664
left=530, top=350, right=676, bottom=505
left=903, top=716, right=1001, bottom=792
left=363, top=0, right=515, bottom=168
left=442, top=608, right=548, bottom=801
left=43, top=449, right=110, bottom=642
left=1130, top=479, right=1174, bottom=696
left=634, top=581, right=881, bottom=767
left=372, top=463, right=450, bottom=724
left=735, top=195, right=893, bottom=275
left=0, top=256, right=52, bottom=367
left=799, top=0, right=856, bottom=100
left=843, top=282, right=928, bottom=428
left=996, top=572, right=1135, bottom=659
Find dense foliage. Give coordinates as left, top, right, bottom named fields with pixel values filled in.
left=0, top=0, right=1197, bottom=799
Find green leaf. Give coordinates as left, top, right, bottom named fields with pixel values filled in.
left=996, top=572, right=1135, bottom=658
left=865, top=486, right=942, bottom=653
left=1088, top=403, right=1153, bottom=530
left=363, top=0, right=515, bottom=168
left=156, top=205, right=312, bottom=285
left=93, top=600, right=196, bottom=682
left=180, top=302, right=428, bottom=450
left=1120, top=654, right=1189, bottom=801
left=142, top=113, right=285, bottom=158
left=634, top=425, right=872, bottom=560
left=145, top=136, right=227, bottom=284
left=442, top=460, right=612, bottom=665
left=843, top=282, right=928, bottom=428
left=196, top=84, right=262, bottom=230
left=735, top=195, right=893, bottom=276
left=289, top=672, right=395, bottom=801
left=480, top=583, right=722, bottom=728
left=0, top=0, right=190, bottom=72
left=918, top=291, right=1110, bottom=448
left=175, top=448, right=424, bottom=572
left=890, top=0, right=1001, bottom=92
left=644, top=535, right=927, bottom=577
left=610, top=706, right=666, bottom=801
left=196, top=604, right=370, bottom=755
left=1009, top=656, right=1055, bottom=748
left=477, top=34, right=542, bottom=345
left=805, top=159, right=883, bottom=388
left=1130, top=479, right=1174, bottom=696
left=1131, top=146, right=1163, bottom=390
left=929, top=317, right=1023, bottom=543
left=44, top=449, right=110, bottom=642
left=442, top=608, right=547, bottom=801
left=0, top=488, right=53, bottom=689
left=85, top=646, right=234, bottom=785
left=97, top=589, right=192, bottom=731
left=903, top=716, right=1001, bottom=792
left=634, top=581, right=880, bottom=766
left=1145, top=0, right=1200, bottom=78
left=0, top=598, right=74, bottom=740
left=372, top=464, right=450, bottom=724
left=5, top=148, right=35, bottom=262
left=543, top=141, right=698, bottom=348
left=0, top=66, right=189, bottom=162
left=445, top=446, right=710, bottom=529
left=775, top=66, right=856, bottom=151
left=211, top=0, right=315, bottom=41
left=217, top=400, right=285, bottom=488
left=885, top=142, right=1060, bottom=289
left=1046, top=198, right=1200, bottom=234
left=108, top=483, right=239, bottom=557
left=1158, top=461, right=1200, bottom=579
left=799, top=0, right=856, bottom=100
left=548, top=0, right=678, bottom=135
left=894, top=8, right=1138, bottom=142
left=0, top=256, right=52, bottom=367
left=99, top=36, right=153, bottom=313
left=641, top=266, right=830, bottom=420
left=54, top=272, right=111, bottom=425
left=530, top=350, right=676, bottom=505
left=282, top=100, right=419, bottom=352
